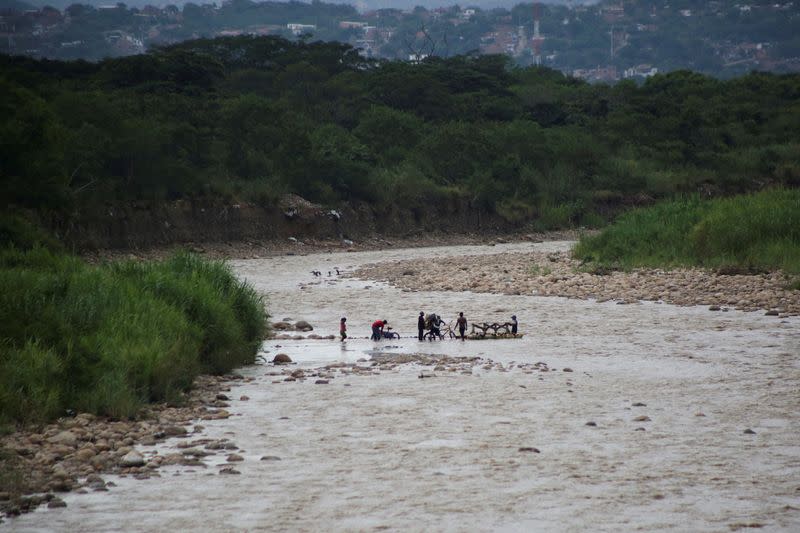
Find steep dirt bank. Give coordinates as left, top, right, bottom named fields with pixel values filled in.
left=52, top=195, right=526, bottom=253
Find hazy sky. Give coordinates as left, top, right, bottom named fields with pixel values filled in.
left=24, top=0, right=598, bottom=12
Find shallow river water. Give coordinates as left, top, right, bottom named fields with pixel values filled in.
left=9, top=242, right=800, bottom=532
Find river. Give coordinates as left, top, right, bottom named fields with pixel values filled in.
left=9, top=242, right=800, bottom=532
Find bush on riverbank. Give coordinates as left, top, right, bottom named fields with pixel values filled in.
left=574, top=189, right=800, bottom=277
left=0, top=246, right=268, bottom=425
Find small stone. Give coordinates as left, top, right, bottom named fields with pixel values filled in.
left=562, top=368, right=573, bottom=372
left=585, top=421, right=597, bottom=427
left=227, top=454, right=244, bottom=462
left=743, top=428, right=757, bottom=435
left=708, top=305, right=721, bottom=311
left=632, top=402, right=647, bottom=407
left=219, top=467, right=241, bottom=475
left=765, top=310, right=779, bottom=316
left=260, top=456, right=282, bottom=461
left=216, top=394, right=229, bottom=401
left=315, top=379, right=329, bottom=384
left=635, top=427, right=646, bottom=431
left=239, top=396, right=250, bottom=401
left=518, top=447, right=540, bottom=453
left=633, top=415, right=651, bottom=422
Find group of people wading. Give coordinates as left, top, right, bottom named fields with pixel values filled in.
left=338, top=313, right=518, bottom=342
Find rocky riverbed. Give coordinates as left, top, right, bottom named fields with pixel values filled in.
left=352, top=249, right=800, bottom=317
left=1, top=353, right=523, bottom=523
left=0, top=374, right=248, bottom=520
left=5, top=241, right=799, bottom=531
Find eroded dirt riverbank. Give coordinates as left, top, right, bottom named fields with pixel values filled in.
left=5, top=241, right=800, bottom=532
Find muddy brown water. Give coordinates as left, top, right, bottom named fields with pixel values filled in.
left=8, top=242, right=800, bottom=532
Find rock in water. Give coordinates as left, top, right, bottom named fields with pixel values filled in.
left=120, top=450, right=145, bottom=467
left=294, top=320, right=313, bottom=332
left=273, top=353, right=292, bottom=364
left=47, top=499, right=67, bottom=509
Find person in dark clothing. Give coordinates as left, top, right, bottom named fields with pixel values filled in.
left=511, top=315, right=518, bottom=335
left=417, top=311, right=425, bottom=341
left=456, top=312, right=467, bottom=340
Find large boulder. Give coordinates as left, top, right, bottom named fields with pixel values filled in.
left=120, top=450, right=145, bottom=467
left=48, top=431, right=78, bottom=447
left=294, top=320, right=313, bottom=332
left=272, top=353, right=292, bottom=364
left=272, top=321, right=294, bottom=331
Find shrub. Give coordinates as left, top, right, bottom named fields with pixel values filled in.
left=0, top=249, right=268, bottom=425
left=575, top=189, right=800, bottom=274
left=0, top=213, right=63, bottom=252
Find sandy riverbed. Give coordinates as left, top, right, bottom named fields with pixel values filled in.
left=6, top=241, right=800, bottom=532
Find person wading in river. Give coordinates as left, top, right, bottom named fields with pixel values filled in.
left=371, top=319, right=387, bottom=341
left=456, top=312, right=467, bottom=340
left=418, top=311, right=425, bottom=341
left=340, top=317, right=347, bottom=342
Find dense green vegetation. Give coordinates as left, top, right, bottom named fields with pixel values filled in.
left=2, top=35, right=799, bottom=233
left=574, top=188, right=800, bottom=278
left=0, top=229, right=268, bottom=425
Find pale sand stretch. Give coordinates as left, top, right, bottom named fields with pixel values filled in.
left=353, top=249, right=800, bottom=317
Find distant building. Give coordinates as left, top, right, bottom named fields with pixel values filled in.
left=623, top=64, right=658, bottom=79
left=339, top=21, right=367, bottom=29
left=573, top=66, right=618, bottom=83
left=287, top=23, right=316, bottom=35
left=286, top=22, right=317, bottom=35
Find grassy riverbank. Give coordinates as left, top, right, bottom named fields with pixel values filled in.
left=574, top=189, right=800, bottom=283
left=0, top=238, right=268, bottom=426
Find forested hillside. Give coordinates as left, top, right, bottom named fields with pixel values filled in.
left=2, top=35, right=799, bottom=238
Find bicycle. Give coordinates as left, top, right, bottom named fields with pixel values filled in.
left=381, top=328, right=400, bottom=339
left=439, top=321, right=459, bottom=339
left=423, top=328, right=444, bottom=341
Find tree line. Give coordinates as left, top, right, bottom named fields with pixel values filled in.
left=2, top=35, right=799, bottom=230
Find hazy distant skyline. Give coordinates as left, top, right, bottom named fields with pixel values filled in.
left=22, top=0, right=599, bottom=13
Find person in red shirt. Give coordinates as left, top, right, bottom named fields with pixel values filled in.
left=371, top=319, right=387, bottom=340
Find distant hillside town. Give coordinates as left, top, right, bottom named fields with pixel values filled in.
left=1, top=0, right=798, bottom=80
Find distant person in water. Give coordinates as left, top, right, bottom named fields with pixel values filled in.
left=456, top=312, right=467, bottom=340
left=371, top=319, right=387, bottom=341
left=418, top=311, right=425, bottom=341
left=340, top=317, right=347, bottom=342
left=510, top=315, right=518, bottom=335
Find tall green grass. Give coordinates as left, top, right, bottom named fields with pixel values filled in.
left=0, top=247, right=268, bottom=425
left=574, top=188, right=800, bottom=275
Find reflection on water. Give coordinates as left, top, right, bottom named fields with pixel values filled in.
left=12, top=242, right=800, bottom=532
